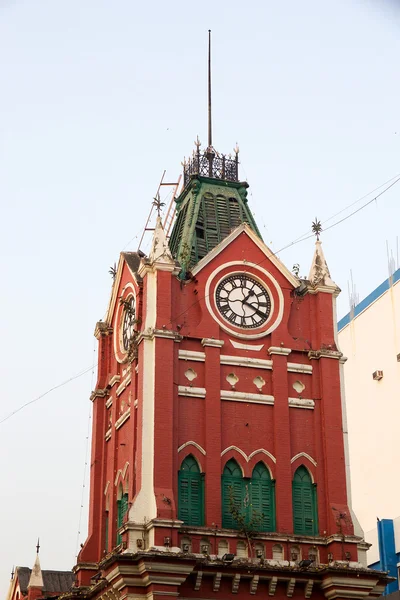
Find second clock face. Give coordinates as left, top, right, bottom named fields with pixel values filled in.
left=122, top=295, right=136, bottom=351
left=215, top=274, right=271, bottom=329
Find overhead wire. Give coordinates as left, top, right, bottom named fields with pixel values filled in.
left=2, top=172, right=399, bottom=425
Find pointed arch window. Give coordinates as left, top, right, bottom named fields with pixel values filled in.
left=116, top=486, right=129, bottom=545
left=292, top=466, right=318, bottom=535
left=178, top=455, right=204, bottom=526
left=221, top=459, right=275, bottom=531
left=250, top=462, right=275, bottom=532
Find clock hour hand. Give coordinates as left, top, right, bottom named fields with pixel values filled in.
left=242, top=300, right=265, bottom=319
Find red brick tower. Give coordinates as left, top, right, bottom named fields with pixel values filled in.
left=67, top=136, right=390, bottom=600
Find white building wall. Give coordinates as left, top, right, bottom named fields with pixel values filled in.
left=338, top=277, right=400, bottom=534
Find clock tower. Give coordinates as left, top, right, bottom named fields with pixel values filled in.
left=66, top=33, right=389, bottom=600
left=65, top=133, right=391, bottom=600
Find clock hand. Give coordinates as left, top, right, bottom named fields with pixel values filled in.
left=241, top=289, right=256, bottom=304
left=243, top=300, right=265, bottom=319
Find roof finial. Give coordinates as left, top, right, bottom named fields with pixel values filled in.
left=311, top=218, right=322, bottom=241
left=36, top=538, right=40, bottom=554
left=11, top=567, right=14, bottom=580
left=207, top=29, right=212, bottom=150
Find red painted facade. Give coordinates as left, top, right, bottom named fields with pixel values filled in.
left=68, top=188, right=388, bottom=600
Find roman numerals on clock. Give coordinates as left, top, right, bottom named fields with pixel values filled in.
left=215, top=273, right=271, bottom=330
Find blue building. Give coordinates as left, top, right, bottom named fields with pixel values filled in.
left=367, top=518, right=400, bottom=595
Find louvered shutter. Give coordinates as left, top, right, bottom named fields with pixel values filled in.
left=250, top=464, right=275, bottom=532
left=222, top=478, right=243, bottom=529
left=178, top=457, right=204, bottom=526
left=292, top=467, right=318, bottom=535
left=105, top=513, right=109, bottom=553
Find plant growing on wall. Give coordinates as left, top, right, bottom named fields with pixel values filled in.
left=227, top=485, right=264, bottom=558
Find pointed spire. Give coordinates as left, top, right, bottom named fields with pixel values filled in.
left=308, top=239, right=338, bottom=290
left=149, top=217, right=174, bottom=265
left=28, top=544, right=43, bottom=590
left=207, top=30, right=212, bottom=150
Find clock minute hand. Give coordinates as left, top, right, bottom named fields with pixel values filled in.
left=243, top=300, right=265, bottom=319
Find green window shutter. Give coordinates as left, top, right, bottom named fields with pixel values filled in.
left=222, top=459, right=246, bottom=529
left=250, top=463, right=275, bottom=532
left=292, top=467, right=318, bottom=535
left=178, top=456, right=204, bottom=526
left=116, top=492, right=129, bottom=545
left=105, top=513, right=109, bottom=553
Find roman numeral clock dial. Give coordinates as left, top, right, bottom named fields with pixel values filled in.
left=215, top=274, right=271, bottom=329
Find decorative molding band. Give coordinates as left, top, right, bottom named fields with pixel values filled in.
left=94, top=321, right=113, bottom=340
left=116, top=373, right=131, bottom=396
left=104, top=481, right=110, bottom=496
left=308, top=349, right=343, bottom=361
left=221, top=390, right=274, bottom=405
left=288, top=397, right=315, bottom=410
left=90, top=388, right=108, bottom=401
left=178, top=441, right=206, bottom=455
left=268, top=346, right=292, bottom=356
left=287, top=362, right=313, bottom=374
left=230, top=340, right=264, bottom=352
left=201, top=338, right=224, bottom=348
left=105, top=427, right=112, bottom=442
left=291, top=452, right=317, bottom=467
left=109, top=374, right=121, bottom=388
left=105, top=396, right=113, bottom=409
left=115, top=408, right=131, bottom=430
left=178, top=386, right=206, bottom=398
left=178, top=350, right=206, bottom=362
left=221, top=446, right=276, bottom=464
left=220, top=355, right=273, bottom=370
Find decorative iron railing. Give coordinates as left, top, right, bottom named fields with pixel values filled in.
left=183, top=144, right=239, bottom=187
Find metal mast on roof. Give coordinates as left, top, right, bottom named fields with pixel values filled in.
left=208, top=29, right=212, bottom=149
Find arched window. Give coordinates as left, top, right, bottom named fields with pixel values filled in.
left=292, top=466, right=318, bottom=535
left=116, top=485, right=129, bottom=545
left=222, top=459, right=244, bottom=529
left=218, top=539, right=229, bottom=557
left=250, top=462, right=275, bottom=532
left=178, top=455, right=204, bottom=526
left=272, top=543, right=284, bottom=560
left=222, top=459, right=276, bottom=532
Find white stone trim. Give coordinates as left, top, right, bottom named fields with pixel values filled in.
left=287, top=362, right=313, bottom=374
left=105, top=396, right=113, bottom=408
left=105, top=427, right=112, bottom=441
left=191, top=223, right=299, bottom=287
left=288, top=397, right=315, bottom=410
left=109, top=374, right=121, bottom=388
left=229, top=340, right=264, bottom=351
left=115, top=408, right=131, bottom=430
left=291, top=452, right=317, bottom=467
left=221, top=390, right=274, bottom=405
left=201, top=338, right=224, bottom=348
left=116, top=373, right=131, bottom=396
left=268, top=346, right=292, bottom=356
left=104, top=481, right=110, bottom=496
left=178, top=350, right=206, bottom=362
left=178, top=386, right=206, bottom=398
left=220, top=355, right=273, bottom=369
left=204, top=261, right=285, bottom=340
left=122, top=461, right=129, bottom=478
left=178, top=441, right=206, bottom=455
left=221, top=446, right=276, bottom=464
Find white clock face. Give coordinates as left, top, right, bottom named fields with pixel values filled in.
left=121, top=295, right=136, bottom=351
left=215, top=274, right=271, bottom=329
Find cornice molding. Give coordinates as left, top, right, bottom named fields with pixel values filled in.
left=268, top=346, right=292, bottom=356
left=201, top=338, right=224, bottom=348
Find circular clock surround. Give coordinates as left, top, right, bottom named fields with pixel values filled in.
left=205, top=261, right=284, bottom=339
left=215, top=274, right=272, bottom=329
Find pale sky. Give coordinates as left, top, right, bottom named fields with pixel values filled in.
left=1, top=0, right=399, bottom=595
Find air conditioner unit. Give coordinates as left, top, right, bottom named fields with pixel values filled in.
left=373, top=370, right=383, bottom=381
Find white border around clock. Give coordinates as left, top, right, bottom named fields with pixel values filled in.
left=205, top=261, right=284, bottom=340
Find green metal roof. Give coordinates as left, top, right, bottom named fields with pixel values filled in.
left=169, top=176, right=262, bottom=279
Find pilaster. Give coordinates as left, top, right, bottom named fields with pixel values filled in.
left=202, top=338, right=224, bottom=532
left=268, top=346, right=293, bottom=533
